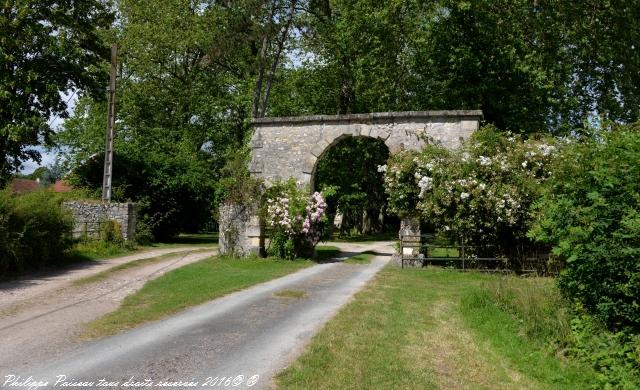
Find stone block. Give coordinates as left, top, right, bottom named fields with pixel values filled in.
left=219, top=202, right=262, bottom=257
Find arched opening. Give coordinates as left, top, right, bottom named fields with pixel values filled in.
left=312, top=135, right=399, bottom=238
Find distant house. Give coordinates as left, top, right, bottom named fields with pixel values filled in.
left=10, top=178, right=41, bottom=193
left=53, top=180, right=73, bottom=193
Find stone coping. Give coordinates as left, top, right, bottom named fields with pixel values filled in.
left=252, top=110, right=483, bottom=126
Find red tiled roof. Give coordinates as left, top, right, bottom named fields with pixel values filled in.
left=53, top=180, right=73, bottom=193
left=10, top=179, right=40, bottom=193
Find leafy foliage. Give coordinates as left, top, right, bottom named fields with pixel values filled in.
left=0, top=0, right=113, bottom=184
left=67, top=151, right=215, bottom=241
left=384, top=126, right=557, bottom=260
left=271, top=0, right=640, bottom=134
left=0, top=190, right=73, bottom=276
left=530, top=123, right=640, bottom=332
left=314, top=137, right=389, bottom=235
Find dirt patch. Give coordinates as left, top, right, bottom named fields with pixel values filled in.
left=274, top=289, right=307, bottom=299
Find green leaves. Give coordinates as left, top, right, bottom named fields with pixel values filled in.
left=0, top=0, right=113, bottom=184
left=531, top=123, right=640, bottom=332
left=314, top=137, right=390, bottom=234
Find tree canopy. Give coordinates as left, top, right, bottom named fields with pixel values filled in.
left=0, top=0, right=113, bottom=185
left=43, top=0, right=640, bottom=237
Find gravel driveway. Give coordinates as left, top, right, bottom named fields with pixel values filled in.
left=4, top=241, right=393, bottom=389
left=0, top=247, right=217, bottom=371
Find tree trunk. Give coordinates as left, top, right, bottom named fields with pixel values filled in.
left=261, top=0, right=298, bottom=117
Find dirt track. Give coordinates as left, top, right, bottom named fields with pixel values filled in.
left=0, top=247, right=217, bottom=371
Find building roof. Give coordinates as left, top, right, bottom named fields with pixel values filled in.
left=52, top=180, right=73, bottom=193
left=10, top=179, right=40, bottom=193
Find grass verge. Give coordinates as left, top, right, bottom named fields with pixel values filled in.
left=315, top=245, right=340, bottom=262
left=65, top=233, right=218, bottom=263
left=344, top=251, right=376, bottom=264
left=277, top=266, right=598, bottom=389
left=72, top=249, right=212, bottom=286
left=82, top=256, right=312, bottom=339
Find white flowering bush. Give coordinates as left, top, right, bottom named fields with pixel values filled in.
left=383, top=125, right=558, bottom=259
left=263, top=179, right=328, bottom=259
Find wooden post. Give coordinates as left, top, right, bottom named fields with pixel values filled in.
left=102, top=44, right=117, bottom=203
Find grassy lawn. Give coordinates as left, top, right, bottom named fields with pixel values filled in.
left=66, top=232, right=218, bottom=263
left=82, top=255, right=314, bottom=339
left=277, top=266, right=598, bottom=390
left=344, top=251, right=376, bottom=264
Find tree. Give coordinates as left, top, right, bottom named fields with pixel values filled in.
left=57, top=0, right=303, bottom=238
left=0, top=0, right=113, bottom=185
left=272, top=0, right=640, bottom=133
left=530, top=123, right=640, bottom=331
left=314, top=137, right=390, bottom=235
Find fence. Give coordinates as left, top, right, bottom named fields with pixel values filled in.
left=399, top=234, right=558, bottom=275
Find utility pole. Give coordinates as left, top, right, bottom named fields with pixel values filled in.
left=102, top=44, right=117, bottom=203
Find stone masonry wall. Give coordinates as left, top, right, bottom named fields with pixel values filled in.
left=63, top=201, right=137, bottom=241
left=249, top=110, right=482, bottom=187
left=228, top=111, right=482, bottom=257
left=219, top=202, right=262, bottom=257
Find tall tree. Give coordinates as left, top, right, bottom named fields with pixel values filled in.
left=314, top=137, right=390, bottom=235
left=0, top=0, right=113, bottom=185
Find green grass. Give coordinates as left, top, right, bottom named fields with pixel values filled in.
left=344, top=251, right=376, bottom=264
left=64, top=233, right=218, bottom=264
left=154, top=232, right=218, bottom=247
left=277, top=266, right=598, bottom=390
left=314, top=245, right=341, bottom=262
left=427, top=246, right=459, bottom=257
left=67, top=240, right=137, bottom=261
left=72, top=249, right=212, bottom=286
left=82, top=256, right=312, bottom=339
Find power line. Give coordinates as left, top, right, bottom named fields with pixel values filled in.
left=47, top=89, right=78, bottom=128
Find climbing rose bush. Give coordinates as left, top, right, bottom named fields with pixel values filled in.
left=264, top=179, right=327, bottom=259
left=383, top=125, right=559, bottom=258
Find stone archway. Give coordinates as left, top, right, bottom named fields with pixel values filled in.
left=220, top=110, right=482, bottom=256
left=249, top=111, right=482, bottom=187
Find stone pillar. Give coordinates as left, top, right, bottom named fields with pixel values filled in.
left=219, top=202, right=263, bottom=257
left=399, top=217, right=421, bottom=257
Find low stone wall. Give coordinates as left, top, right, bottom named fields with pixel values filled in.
left=218, top=202, right=262, bottom=257
left=63, top=201, right=137, bottom=241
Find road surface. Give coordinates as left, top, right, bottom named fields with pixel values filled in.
left=2, top=242, right=393, bottom=389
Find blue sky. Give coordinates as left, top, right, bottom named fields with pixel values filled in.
left=21, top=92, right=78, bottom=174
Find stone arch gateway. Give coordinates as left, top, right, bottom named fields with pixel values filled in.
left=220, top=110, right=483, bottom=256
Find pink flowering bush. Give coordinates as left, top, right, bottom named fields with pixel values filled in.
left=263, top=179, right=328, bottom=259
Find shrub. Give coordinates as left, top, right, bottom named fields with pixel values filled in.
left=530, top=123, right=640, bottom=332
left=263, top=179, right=328, bottom=259
left=135, top=219, right=154, bottom=245
left=101, top=219, right=124, bottom=246
left=0, top=189, right=73, bottom=276
left=383, top=125, right=557, bottom=260
left=470, top=276, right=640, bottom=389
